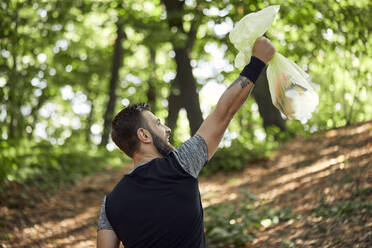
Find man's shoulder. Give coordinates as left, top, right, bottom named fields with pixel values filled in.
left=171, top=134, right=209, bottom=178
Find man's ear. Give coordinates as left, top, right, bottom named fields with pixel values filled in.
left=137, top=128, right=152, bottom=144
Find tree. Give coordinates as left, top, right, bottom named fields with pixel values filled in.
left=252, top=68, right=286, bottom=131
left=162, top=0, right=204, bottom=136
left=147, top=48, right=158, bottom=113
left=100, top=21, right=125, bottom=147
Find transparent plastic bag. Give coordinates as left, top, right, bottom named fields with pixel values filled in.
left=229, top=5, right=280, bottom=68
left=229, top=5, right=319, bottom=121
left=266, top=53, right=319, bottom=120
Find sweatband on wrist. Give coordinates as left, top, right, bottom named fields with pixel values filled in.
left=240, top=56, right=266, bottom=84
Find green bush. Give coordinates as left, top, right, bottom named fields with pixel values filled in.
left=202, top=140, right=255, bottom=175
left=205, top=193, right=296, bottom=247
left=0, top=138, right=127, bottom=189
left=201, top=126, right=292, bottom=176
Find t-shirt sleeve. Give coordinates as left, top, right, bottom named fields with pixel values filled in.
left=97, top=195, right=113, bottom=231
left=171, top=134, right=209, bottom=178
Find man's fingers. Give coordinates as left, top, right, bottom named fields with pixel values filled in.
left=252, top=36, right=276, bottom=64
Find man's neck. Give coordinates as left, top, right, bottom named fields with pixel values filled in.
left=132, top=152, right=162, bottom=167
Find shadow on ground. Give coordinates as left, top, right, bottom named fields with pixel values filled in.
left=1, top=121, right=371, bottom=247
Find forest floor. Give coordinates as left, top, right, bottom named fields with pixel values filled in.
left=1, top=121, right=371, bottom=248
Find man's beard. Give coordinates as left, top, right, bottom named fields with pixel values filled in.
left=148, top=128, right=174, bottom=156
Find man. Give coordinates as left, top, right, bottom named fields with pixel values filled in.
left=97, top=37, right=275, bottom=247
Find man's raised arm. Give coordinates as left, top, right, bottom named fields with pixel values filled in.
left=196, top=37, right=275, bottom=160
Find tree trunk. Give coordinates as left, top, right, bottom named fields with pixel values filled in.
left=174, top=48, right=203, bottom=135
left=252, top=67, right=286, bottom=131
left=28, top=93, right=47, bottom=140
left=100, top=22, right=125, bottom=147
left=85, top=98, right=94, bottom=144
left=8, top=50, right=21, bottom=140
left=162, top=0, right=204, bottom=136
left=147, top=49, right=157, bottom=113
left=165, top=79, right=183, bottom=143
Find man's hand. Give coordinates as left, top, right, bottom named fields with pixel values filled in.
left=252, top=37, right=276, bottom=64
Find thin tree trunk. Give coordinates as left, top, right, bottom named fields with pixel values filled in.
left=252, top=67, right=286, bottom=131
left=86, top=98, right=94, bottom=144
left=8, top=9, right=19, bottom=140
left=166, top=79, right=183, bottom=143
left=100, top=22, right=125, bottom=147
left=147, top=49, right=157, bottom=113
left=28, top=94, right=47, bottom=140
left=8, top=49, right=20, bottom=140
left=174, top=48, right=203, bottom=135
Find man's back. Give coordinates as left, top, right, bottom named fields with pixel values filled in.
left=100, top=134, right=209, bottom=247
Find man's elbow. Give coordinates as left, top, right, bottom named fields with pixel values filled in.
left=97, top=229, right=120, bottom=248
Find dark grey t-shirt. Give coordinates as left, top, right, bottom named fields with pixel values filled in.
left=98, top=134, right=208, bottom=232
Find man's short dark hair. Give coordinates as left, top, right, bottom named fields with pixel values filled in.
left=111, top=103, right=150, bottom=157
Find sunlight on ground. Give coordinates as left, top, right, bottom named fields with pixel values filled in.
left=14, top=207, right=98, bottom=247
left=325, top=122, right=372, bottom=138
left=1, top=122, right=371, bottom=247
left=200, top=122, right=372, bottom=207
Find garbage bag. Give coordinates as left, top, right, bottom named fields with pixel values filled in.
left=229, top=5, right=319, bottom=121
left=229, top=5, right=280, bottom=68
left=266, top=53, right=319, bottom=120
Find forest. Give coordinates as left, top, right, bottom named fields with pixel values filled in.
left=1, top=0, right=371, bottom=247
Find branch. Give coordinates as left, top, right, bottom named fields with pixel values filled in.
left=162, top=0, right=184, bottom=31
left=186, top=19, right=197, bottom=54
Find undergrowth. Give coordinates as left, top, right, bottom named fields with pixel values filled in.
left=204, top=190, right=300, bottom=247
left=314, top=186, right=372, bottom=219
left=0, top=139, right=128, bottom=190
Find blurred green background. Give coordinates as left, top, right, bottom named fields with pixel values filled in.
left=1, top=0, right=371, bottom=187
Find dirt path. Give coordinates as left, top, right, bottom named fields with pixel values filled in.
left=1, top=121, right=371, bottom=247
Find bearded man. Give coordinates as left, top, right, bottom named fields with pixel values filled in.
left=97, top=37, right=275, bottom=248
